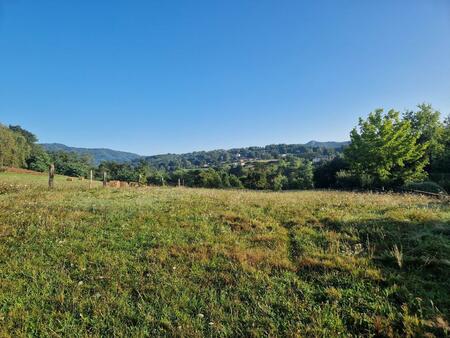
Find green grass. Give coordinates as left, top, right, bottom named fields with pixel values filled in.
left=0, top=171, right=449, bottom=337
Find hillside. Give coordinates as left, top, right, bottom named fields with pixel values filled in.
left=141, top=141, right=349, bottom=170
left=41, top=143, right=142, bottom=165
left=0, top=171, right=448, bottom=336
left=40, top=141, right=348, bottom=168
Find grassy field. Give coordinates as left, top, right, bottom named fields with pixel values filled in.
left=0, top=171, right=449, bottom=337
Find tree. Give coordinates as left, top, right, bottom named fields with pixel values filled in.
left=345, top=109, right=428, bottom=188
left=403, top=104, right=444, bottom=169
left=26, top=144, right=51, bottom=172
left=429, top=116, right=450, bottom=192
left=271, top=174, right=287, bottom=191
left=243, top=168, right=268, bottom=190
left=283, top=158, right=314, bottom=189
left=228, top=174, right=243, bottom=188
left=313, top=156, right=348, bottom=188
left=8, top=125, right=38, bottom=144
left=50, top=151, right=93, bottom=177
left=199, top=168, right=223, bottom=188
left=0, top=124, right=31, bottom=167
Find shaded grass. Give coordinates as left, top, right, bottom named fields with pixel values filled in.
left=0, top=172, right=449, bottom=336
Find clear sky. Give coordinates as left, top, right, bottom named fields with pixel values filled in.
left=1, top=0, right=449, bottom=155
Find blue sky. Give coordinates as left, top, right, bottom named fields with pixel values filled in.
left=1, top=0, right=449, bottom=155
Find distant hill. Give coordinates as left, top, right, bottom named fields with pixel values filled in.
left=141, top=141, right=349, bottom=170
left=41, top=141, right=349, bottom=167
left=40, top=143, right=142, bottom=165
left=305, top=140, right=350, bottom=148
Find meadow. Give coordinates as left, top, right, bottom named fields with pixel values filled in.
left=0, top=171, right=449, bottom=337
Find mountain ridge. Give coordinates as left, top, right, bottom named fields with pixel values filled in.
left=40, top=143, right=142, bottom=165
left=41, top=141, right=348, bottom=166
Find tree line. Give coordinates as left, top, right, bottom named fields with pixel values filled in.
left=1, top=103, right=449, bottom=192
left=139, top=142, right=344, bottom=171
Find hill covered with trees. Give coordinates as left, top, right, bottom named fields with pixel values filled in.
left=40, top=143, right=142, bottom=165
left=139, top=141, right=348, bottom=171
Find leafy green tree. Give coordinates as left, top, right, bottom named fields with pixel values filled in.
left=199, top=168, right=223, bottom=188
left=219, top=170, right=231, bottom=188
left=8, top=125, right=38, bottom=144
left=26, top=144, right=51, bottom=172
left=0, top=124, right=31, bottom=167
left=145, top=170, right=161, bottom=185
left=50, top=151, right=93, bottom=177
left=283, top=158, right=314, bottom=189
left=429, top=116, right=450, bottom=191
left=313, top=156, right=348, bottom=188
left=345, top=109, right=428, bottom=188
left=244, top=170, right=268, bottom=190
left=271, top=174, right=287, bottom=191
left=404, top=104, right=444, bottom=169
left=228, top=174, right=243, bottom=188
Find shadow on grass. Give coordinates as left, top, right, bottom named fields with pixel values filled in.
left=326, top=216, right=449, bottom=313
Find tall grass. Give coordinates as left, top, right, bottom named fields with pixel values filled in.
left=0, top=172, right=449, bottom=336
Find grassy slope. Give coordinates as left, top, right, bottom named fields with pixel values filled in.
left=0, top=172, right=449, bottom=337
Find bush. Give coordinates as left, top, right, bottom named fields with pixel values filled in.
left=335, top=170, right=374, bottom=190
left=437, top=179, right=450, bottom=193
left=403, top=181, right=447, bottom=194
left=429, top=173, right=450, bottom=194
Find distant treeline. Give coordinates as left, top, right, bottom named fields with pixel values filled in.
left=140, top=142, right=346, bottom=171
left=1, top=104, right=449, bottom=192
left=95, top=157, right=314, bottom=190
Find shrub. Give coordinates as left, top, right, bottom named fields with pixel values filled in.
left=335, top=170, right=373, bottom=190
left=437, top=179, right=450, bottom=194
left=429, top=173, right=450, bottom=194
left=403, top=181, right=447, bottom=194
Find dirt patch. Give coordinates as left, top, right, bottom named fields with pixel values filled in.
left=221, top=213, right=261, bottom=232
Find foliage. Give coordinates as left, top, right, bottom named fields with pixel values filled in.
left=8, top=125, right=38, bottom=144
left=26, top=144, right=51, bottom=172
left=97, top=161, right=138, bottom=182
left=0, top=124, right=31, bottom=168
left=0, top=171, right=449, bottom=336
left=404, top=104, right=445, bottom=168
left=0, top=124, right=52, bottom=173
left=335, top=170, right=374, bottom=190
left=431, top=116, right=450, bottom=174
left=97, top=158, right=314, bottom=191
left=314, top=156, right=349, bottom=188
left=140, top=142, right=346, bottom=171
left=403, top=181, right=447, bottom=194
left=345, top=109, right=429, bottom=188
left=49, top=151, right=93, bottom=177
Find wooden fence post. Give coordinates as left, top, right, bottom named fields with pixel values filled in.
left=103, top=172, right=107, bottom=187
left=139, top=174, right=142, bottom=187
left=48, top=164, right=55, bottom=188
left=89, top=170, right=93, bottom=189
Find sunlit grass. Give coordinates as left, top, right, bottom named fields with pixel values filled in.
left=0, top=171, right=449, bottom=336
